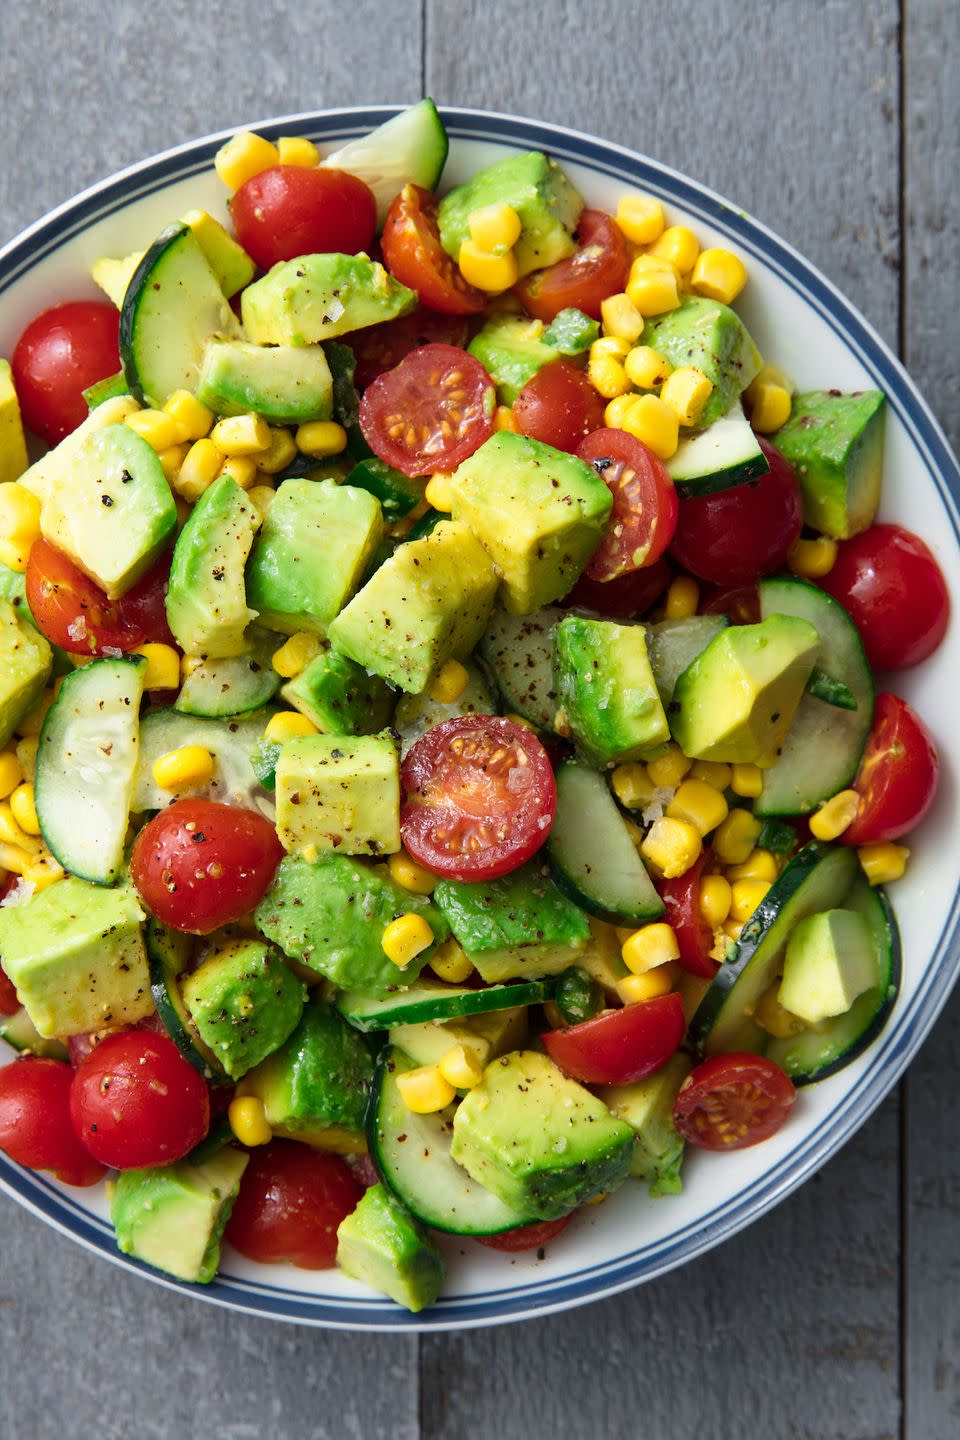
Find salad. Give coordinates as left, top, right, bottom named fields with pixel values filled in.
left=0, top=99, right=948, bottom=1313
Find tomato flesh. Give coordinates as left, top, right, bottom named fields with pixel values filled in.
left=842, top=692, right=939, bottom=846
left=0, top=962, right=19, bottom=1017
left=230, top=166, right=376, bottom=271
left=564, top=554, right=673, bottom=618
left=25, top=540, right=174, bottom=655
left=476, top=1214, right=574, bottom=1252
left=359, top=343, right=494, bottom=477
left=345, top=307, right=470, bottom=390
left=657, top=849, right=720, bottom=979
left=13, top=301, right=120, bottom=445
left=513, top=361, right=606, bottom=453
left=542, top=992, right=685, bottom=1086
left=0, top=1057, right=105, bottom=1186
left=578, top=429, right=679, bottom=580
left=381, top=184, right=487, bottom=316
left=517, top=211, right=629, bottom=322
left=225, top=1140, right=363, bottom=1269
left=673, top=1052, right=796, bottom=1150
left=821, top=523, right=950, bottom=671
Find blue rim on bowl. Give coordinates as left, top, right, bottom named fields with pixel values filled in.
left=1, top=106, right=958, bottom=1331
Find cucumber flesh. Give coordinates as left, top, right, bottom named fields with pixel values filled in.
left=478, top=607, right=560, bottom=730
left=394, top=661, right=495, bottom=757
left=548, top=761, right=664, bottom=924
left=0, top=1007, right=69, bottom=1060
left=321, top=100, right=449, bottom=228
left=174, top=628, right=282, bottom=718
left=646, top=614, right=728, bottom=708
left=336, top=976, right=560, bottom=1032
left=132, top=708, right=272, bottom=816
left=666, top=402, right=769, bottom=496
left=145, top=920, right=227, bottom=1083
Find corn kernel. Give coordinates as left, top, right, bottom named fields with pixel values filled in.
left=228, top=1096, right=273, bottom=1146
left=641, top=816, right=702, bottom=878
left=264, top=710, right=318, bottom=743
left=809, top=788, right=861, bottom=841
left=468, top=202, right=522, bottom=252
left=211, top=413, right=271, bottom=456
left=126, top=409, right=180, bottom=452
left=0, top=802, right=39, bottom=853
left=163, top=390, right=214, bottom=443
left=730, top=763, right=764, bottom=798
left=173, top=438, right=222, bottom=502
left=748, top=362, right=795, bottom=398
left=591, top=336, right=632, bottom=362
left=427, top=659, right=469, bottom=706
left=730, top=878, right=771, bottom=923
left=616, top=194, right=665, bottom=246
left=727, top=849, right=779, bottom=884
left=381, top=913, right=435, bottom=968
left=625, top=266, right=681, bottom=317
left=690, top=760, right=731, bottom=790
left=215, top=131, right=280, bottom=190
left=699, top=874, right=733, bottom=927
left=620, top=394, right=680, bottom=460
left=439, top=1043, right=484, bottom=1090
left=429, top=937, right=473, bottom=983
left=611, top=762, right=656, bottom=810
left=604, top=394, right=642, bottom=429
left=218, top=456, right=258, bottom=490
left=152, top=745, right=215, bottom=792
left=858, top=843, right=910, bottom=886
left=616, top=966, right=675, bottom=1005
left=662, top=578, right=699, bottom=623
left=424, top=472, right=454, bottom=512
left=723, top=919, right=744, bottom=942
left=649, top=225, right=700, bottom=275
left=277, top=135, right=320, bottom=168
left=23, top=852, right=64, bottom=891
left=588, top=355, right=630, bottom=400
left=690, top=247, right=748, bottom=304
left=0, top=751, right=23, bottom=799
left=0, top=539, right=29, bottom=573
left=247, top=484, right=276, bottom=524
left=788, top=537, right=838, bottom=580
left=15, top=737, right=38, bottom=781
left=750, top=382, right=792, bottom=434
left=503, top=713, right=537, bottom=732
left=624, top=345, right=674, bottom=390
left=296, top=420, right=348, bottom=459
left=756, top=982, right=806, bottom=1039
left=713, top=808, right=763, bottom=866
left=272, top=631, right=321, bottom=680
left=0, top=839, right=33, bottom=875
left=630, top=252, right=681, bottom=280
left=396, top=1064, right=457, bottom=1114
left=660, top=365, right=714, bottom=428
left=493, top=405, right=518, bottom=433
left=458, top=240, right=518, bottom=292
left=621, top=921, right=680, bottom=975
left=600, top=292, right=645, bottom=344
left=132, top=643, right=181, bottom=690
left=253, top=427, right=297, bottom=475
left=646, top=743, right=692, bottom=789
left=667, top=778, right=729, bottom=836
left=387, top=849, right=437, bottom=895
left=0, top=483, right=41, bottom=571
left=156, top=443, right=188, bottom=482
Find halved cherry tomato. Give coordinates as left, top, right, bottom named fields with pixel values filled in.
left=25, top=540, right=174, bottom=654
left=578, top=429, right=679, bottom=580
left=673, top=1052, right=796, bottom=1150
left=130, top=798, right=284, bottom=934
left=13, top=301, right=120, bottom=445
left=842, top=692, right=939, bottom=846
left=0, top=1057, right=105, bottom=1186
left=359, top=343, right=495, bottom=476
left=226, top=1141, right=363, bottom=1269
left=657, top=848, right=719, bottom=979
left=699, top=583, right=760, bottom=623
left=564, top=554, right=673, bottom=618
left=345, top=307, right=470, bottom=389
left=476, top=1214, right=575, bottom=1252
left=821, top=523, right=950, bottom=671
left=517, top=210, right=629, bottom=322
left=401, top=715, right=557, bottom=881
left=381, top=184, right=487, bottom=315
left=66, top=1013, right=165, bottom=1069
left=230, top=166, right=376, bottom=271
left=513, top=360, right=606, bottom=452
left=542, top=992, right=685, bottom=1086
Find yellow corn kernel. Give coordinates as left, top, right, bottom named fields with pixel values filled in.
left=604, top=394, right=642, bottom=429
left=381, top=913, right=435, bottom=969
left=0, top=539, right=28, bottom=573
left=646, top=743, right=692, bottom=789
left=125, top=408, right=181, bottom=453
left=600, top=292, right=645, bottom=344
left=180, top=655, right=202, bottom=681
left=755, top=983, right=806, bottom=1039
left=690, top=247, right=747, bottom=305
left=16, top=692, right=53, bottom=738
left=424, top=472, right=454, bottom=512
left=277, top=135, right=320, bottom=168
left=730, top=763, right=764, bottom=798
left=660, top=365, right=714, bottom=428
left=228, top=1096, right=273, bottom=1147
left=173, top=438, right=222, bottom=503
left=301, top=843, right=319, bottom=864
left=429, top=659, right=470, bottom=705
left=458, top=240, right=518, bottom=292
left=15, top=737, right=38, bottom=782
left=625, top=266, right=681, bottom=317
left=620, top=394, right=680, bottom=460
left=255, top=427, right=297, bottom=475
left=699, top=874, right=733, bottom=927
left=858, top=843, right=910, bottom=886
left=727, top=849, right=779, bottom=884
left=247, top=484, right=276, bottom=524
left=151, top=745, right=215, bottom=792
left=493, top=405, right=518, bottom=433
left=723, top=919, right=744, bottom=942
left=468, top=202, right=522, bottom=253
left=0, top=801, right=39, bottom=853
left=621, top=921, right=680, bottom=975
left=439, top=1043, right=484, bottom=1091
left=503, top=712, right=536, bottom=732
left=396, top=1064, right=457, bottom=1114
left=0, top=483, right=41, bottom=570
left=630, top=252, right=681, bottom=279
left=611, top=762, right=656, bottom=810
left=624, top=345, right=674, bottom=390
left=163, top=390, right=214, bottom=443
left=616, top=965, right=675, bottom=1005
left=690, top=759, right=731, bottom=790
left=667, top=778, right=729, bottom=837
left=215, top=131, right=280, bottom=190
left=615, top=194, right=665, bottom=246
left=648, top=225, right=700, bottom=275
left=749, top=382, right=792, bottom=434
left=272, top=631, right=321, bottom=680
left=132, top=643, right=181, bottom=690
left=429, top=937, right=474, bottom=984
left=0, top=751, right=23, bottom=799
left=218, top=456, right=259, bottom=490
left=809, top=788, right=861, bottom=841
left=730, top=878, right=771, bottom=923
left=387, top=849, right=437, bottom=895
left=591, top=335, right=632, bottom=362
left=664, top=576, right=700, bottom=619
left=641, top=816, right=703, bottom=879
left=23, top=852, right=64, bottom=891
left=211, top=413, right=272, bottom=456
left=264, top=710, right=318, bottom=743
left=296, top=420, right=348, bottom=459
left=156, top=443, right=188, bottom=482
left=588, top=355, right=630, bottom=400
left=788, top=537, right=838, bottom=580
left=713, top=808, right=763, bottom=865
left=0, top=839, right=33, bottom=875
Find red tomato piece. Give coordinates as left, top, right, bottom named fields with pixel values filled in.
left=225, top=1141, right=363, bottom=1269
left=230, top=166, right=376, bottom=271
left=820, top=523, right=950, bottom=671
left=542, top=992, right=685, bottom=1086
left=66, top=1013, right=165, bottom=1069
left=669, top=439, right=803, bottom=585
left=673, top=1052, right=796, bottom=1151
left=657, top=849, right=720, bottom=979
left=130, top=798, right=284, bottom=935
left=401, top=716, right=557, bottom=881
left=513, top=360, right=606, bottom=453
left=12, top=301, right=120, bottom=445
left=118, top=550, right=177, bottom=648
left=578, top=429, right=679, bottom=580
left=0, top=962, right=18, bottom=1017
left=842, top=692, right=939, bottom=846
left=345, top=307, right=470, bottom=390
left=0, top=1058, right=105, bottom=1186
left=359, top=343, right=495, bottom=476
left=25, top=540, right=174, bottom=655
left=517, top=211, right=629, bottom=322
left=699, top=583, right=761, bottom=623
left=381, top=184, right=487, bottom=316
left=564, top=554, right=673, bottom=618
left=476, top=1214, right=575, bottom=1252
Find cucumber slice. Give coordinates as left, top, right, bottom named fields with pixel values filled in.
left=666, top=402, right=768, bottom=496
left=145, top=920, right=227, bottom=1083
left=35, top=656, right=147, bottom=885
left=321, top=100, right=449, bottom=228
left=0, top=1007, right=69, bottom=1060
left=548, top=761, right=664, bottom=924
left=132, top=708, right=272, bottom=815
left=394, top=661, right=495, bottom=757
left=478, top=607, right=560, bottom=730
left=645, top=614, right=728, bottom=708
left=174, top=628, right=282, bottom=719
left=756, top=577, right=874, bottom=815
left=336, top=976, right=560, bottom=1032
left=370, top=1047, right=530, bottom=1234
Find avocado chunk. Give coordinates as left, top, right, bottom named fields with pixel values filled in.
left=771, top=390, right=886, bottom=539
left=642, top=297, right=762, bottom=428
left=18, top=395, right=140, bottom=504
left=181, top=939, right=306, bottom=1080
left=0, top=598, right=52, bottom=745
left=241, top=253, right=416, bottom=345
left=438, top=150, right=583, bottom=278
left=181, top=209, right=255, bottom=298
left=671, top=615, right=820, bottom=763
left=275, top=732, right=400, bottom=857
left=329, top=519, right=497, bottom=693
left=468, top=315, right=562, bottom=405
left=451, top=1050, right=634, bottom=1219
left=602, top=1052, right=692, bottom=1196
left=434, top=864, right=590, bottom=983
left=111, top=1147, right=249, bottom=1284
left=166, top=474, right=260, bottom=658
left=197, top=339, right=333, bottom=424
left=0, top=878, right=152, bottom=1038
left=281, top=640, right=394, bottom=736
left=337, top=1183, right=444, bottom=1312
left=390, top=1005, right=528, bottom=1071
left=239, top=1000, right=374, bottom=1140
left=778, top=907, right=877, bottom=1025
left=0, top=359, right=28, bottom=484
left=255, top=853, right=448, bottom=998
left=246, top=478, right=383, bottom=636
left=394, top=659, right=494, bottom=756
left=450, top=432, right=613, bottom=614
left=553, top=615, right=670, bottom=766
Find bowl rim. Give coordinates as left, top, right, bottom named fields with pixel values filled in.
left=1, top=103, right=958, bottom=1332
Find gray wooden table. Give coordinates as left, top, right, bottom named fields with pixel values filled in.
left=1, top=2, right=956, bottom=1435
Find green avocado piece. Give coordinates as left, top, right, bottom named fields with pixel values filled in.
left=434, top=863, right=590, bottom=983
left=450, top=431, right=613, bottom=614
left=451, top=1050, right=634, bottom=1220
left=778, top=907, right=877, bottom=1025
left=275, top=731, right=400, bottom=857
left=197, top=339, right=333, bottom=424
left=642, top=297, right=762, bottom=427
left=255, top=853, right=449, bottom=998
left=0, top=358, right=28, bottom=483
left=111, top=1147, right=249, bottom=1284
left=181, top=208, right=255, bottom=298
left=543, top=307, right=600, bottom=355
left=281, top=640, right=395, bottom=736
left=18, top=396, right=139, bottom=505
left=671, top=615, right=820, bottom=764
left=239, top=1000, right=374, bottom=1136
left=241, top=253, right=416, bottom=345
left=438, top=150, right=583, bottom=278
left=166, top=475, right=259, bottom=658
left=553, top=615, right=670, bottom=766
left=0, top=598, right=52, bottom=746
left=771, top=390, right=886, bottom=539
left=468, top=314, right=561, bottom=405
left=181, top=939, right=306, bottom=1080
left=337, top=1183, right=444, bottom=1312
left=602, top=1052, right=692, bottom=1196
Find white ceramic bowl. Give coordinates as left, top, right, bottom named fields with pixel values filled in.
left=1, top=107, right=957, bottom=1331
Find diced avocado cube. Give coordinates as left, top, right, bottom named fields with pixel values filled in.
left=281, top=640, right=394, bottom=736
left=450, top=432, right=613, bottom=614
left=239, top=1000, right=374, bottom=1139
left=778, top=907, right=878, bottom=1025
left=390, top=1005, right=527, bottom=1071
left=256, top=853, right=448, bottom=998
left=434, top=863, right=590, bottom=983
left=181, top=209, right=255, bottom=298
left=242, top=254, right=416, bottom=346
left=0, top=359, right=28, bottom=484
left=197, top=339, right=333, bottom=424
left=329, top=519, right=497, bottom=693
left=602, top=1052, right=692, bottom=1196
left=336, top=1183, right=444, bottom=1312
left=181, top=939, right=306, bottom=1080
left=543, top=308, right=600, bottom=355
left=247, top=478, right=383, bottom=636
left=671, top=615, right=820, bottom=764
left=18, top=395, right=139, bottom=504
left=0, top=598, right=52, bottom=746
left=111, top=1147, right=249, bottom=1284
left=275, top=732, right=400, bottom=857
left=642, top=297, right=762, bottom=428
left=468, top=314, right=560, bottom=405
left=451, top=1050, right=634, bottom=1219
left=166, top=475, right=259, bottom=658
left=576, top=918, right=631, bottom=995
left=553, top=615, right=670, bottom=766
left=772, top=390, right=886, bottom=539
left=438, top=150, right=583, bottom=278
left=0, top=878, right=152, bottom=1038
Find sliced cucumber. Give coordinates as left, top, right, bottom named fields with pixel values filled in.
left=548, top=761, right=664, bottom=924
left=145, top=920, right=227, bottom=1083
left=757, top=577, right=874, bottom=815
left=336, top=976, right=560, bottom=1032
left=0, top=1007, right=69, bottom=1060
left=321, top=100, right=449, bottom=228
left=666, top=402, right=769, bottom=496
left=132, top=708, right=272, bottom=815
left=83, top=371, right=130, bottom=410
left=394, top=661, right=496, bottom=757
left=645, top=614, right=728, bottom=708
left=35, top=656, right=147, bottom=885
left=478, top=607, right=560, bottom=730
left=174, top=628, right=282, bottom=719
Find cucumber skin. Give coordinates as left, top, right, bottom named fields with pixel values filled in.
left=145, top=921, right=228, bottom=1084
left=336, top=977, right=561, bottom=1032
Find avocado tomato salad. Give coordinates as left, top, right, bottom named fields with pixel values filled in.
left=0, top=100, right=948, bottom=1313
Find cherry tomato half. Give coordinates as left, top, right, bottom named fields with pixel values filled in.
left=578, top=429, right=679, bottom=580
left=0, top=1058, right=105, bottom=1186
left=657, top=848, right=719, bottom=979
left=359, top=343, right=495, bottom=476
left=230, top=166, right=376, bottom=271
left=25, top=540, right=174, bottom=655
left=381, top=184, right=487, bottom=316
left=401, top=716, right=557, bottom=881
left=130, top=798, right=284, bottom=934
left=517, top=211, right=629, bottom=322
left=564, top=554, right=673, bottom=618
left=225, top=1141, right=363, bottom=1269
left=542, top=992, right=685, bottom=1086
left=476, top=1214, right=575, bottom=1252
left=513, top=360, right=606, bottom=453
left=842, top=692, right=939, bottom=846
left=673, top=1052, right=797, bottom=1151
left=12, top=301, right=120, bottom=445
left=345, top=307, right=470, bottom=390
left=821, top=523, right=950, bottom=671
